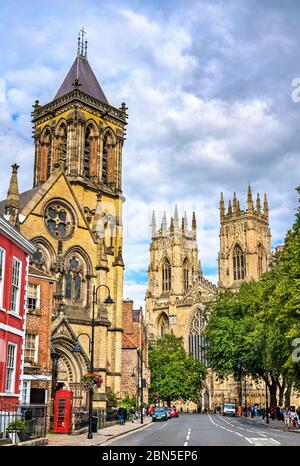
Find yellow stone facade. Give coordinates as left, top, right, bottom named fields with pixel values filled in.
left=8, top=47, right=127, bottom=410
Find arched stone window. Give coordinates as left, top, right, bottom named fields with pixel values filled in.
left=189, top=307, right=207, bottom=365
left=158, top=313, right=169, bottom=338
left=55, top=122, right=67, bottom=166
left=84, top=127, right=91, bottom=179
left=258, top=243, right=264, bottom=276
left=183, top=258, right=189, bottom=291
left=40, top=129, right=52, bottom=182
left=64, top=256, right=83, bottom=302
left=233, top=244, right=245, bottom=281
left=162, top=258, right=171, bottom=293
left=102, top=134, right=109, bottom=183
left=102, top=132, right=115, bottom=185
left=30, top=238, right=55, bottom=274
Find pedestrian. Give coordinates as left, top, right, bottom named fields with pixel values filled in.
left=118, top=406, right=125, bottom=425
left=283, top=409, right=290, bottom=429
left=250, top=405, right=255, bottom=419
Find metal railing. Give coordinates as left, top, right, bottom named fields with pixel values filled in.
left=0, top=401, right=47, bottom=444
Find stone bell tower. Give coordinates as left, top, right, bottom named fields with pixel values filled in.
left=145, top=207, right=203, bottom=338
left=218, top=185, right=272, bottom=289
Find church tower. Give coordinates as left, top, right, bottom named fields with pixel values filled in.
left=218, top=186, right=271, bottom=289
left=1, top=32, right=128, bottom=409
left=146, top=207, right=204, bottom=338
left=32, top=31, right=126, bottom=192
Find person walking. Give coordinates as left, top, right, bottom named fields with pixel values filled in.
left=118, top=406, right=125, bottom=426
left=283, top=408, right=290, bottom=429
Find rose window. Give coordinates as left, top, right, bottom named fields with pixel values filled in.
left=45, top=203, right=75, bottom=239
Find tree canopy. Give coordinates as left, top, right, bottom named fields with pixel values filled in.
left=148, top=333, right=207, bottom=403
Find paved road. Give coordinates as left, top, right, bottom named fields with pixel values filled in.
left=101, top=414, right=300, bottom=446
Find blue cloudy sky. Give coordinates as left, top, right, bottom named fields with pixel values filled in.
left=0, top=0, right=300, bottom=307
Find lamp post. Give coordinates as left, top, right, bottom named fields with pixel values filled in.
left=244, top=377, right=247, bottom=417
left=50, top=346, right=60, bottom=399
left=72, top=284, right=114, bottom=439
left=131, top=349, right=144, bottom=424
left=263, top=335, right=269, bottom=424
left=138, top=348, right=144, bottom=424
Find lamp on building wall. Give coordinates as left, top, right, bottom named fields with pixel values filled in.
left=72, top=284, right=114, bottom=439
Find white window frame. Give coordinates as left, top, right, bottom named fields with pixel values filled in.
left=10, top=257, right=22, bottom=314
left=26, top=283, right=40, bottom=311
left=21, top=380, right=31, bottom=404
left=5, top=342, right=17, bottom=393
left=24, top=334, right=39, bottom=364
left=0, top=247, right=5, bottom=309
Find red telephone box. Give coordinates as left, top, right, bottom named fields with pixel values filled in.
left=53, top=389, right=73, bottom=433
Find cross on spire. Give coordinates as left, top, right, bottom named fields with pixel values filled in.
left=77, top=27, right=87, bottom=58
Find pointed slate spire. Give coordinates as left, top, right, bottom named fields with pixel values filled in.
left=263, top=193, right=269, bottom=218
left=256, top=193, right=261, bottom=213
left=247, top=184, right=254, bottom=212
left=54, top=31, right=108, bottom=103
left=5, top=163, right=20, bottom=229
left=161, top=211, right=167, bottom=236
left=220, top=192, right=225, bottom=218
left=151, top=211, right=157, bottom=237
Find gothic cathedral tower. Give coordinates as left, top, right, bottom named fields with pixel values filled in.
left=218, top=186, right=271, bottom=289
left=146, top=207, right=204, bottom=339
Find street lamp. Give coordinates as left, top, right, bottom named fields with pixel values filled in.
left=130, top=349, right=144, bottom=424
left=50, top=346, right=60, bottom=398
left=72, top=284, right=114, bottom=439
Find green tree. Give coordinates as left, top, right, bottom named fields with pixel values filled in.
left=149, top=334, right=206, bottom=403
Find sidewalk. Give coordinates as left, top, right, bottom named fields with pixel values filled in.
left=239, top=415, right=300, bottom=433
left=47, top=416, right=152, bottom=446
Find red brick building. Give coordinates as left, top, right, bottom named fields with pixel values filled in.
left=22, top=266, right=54, bottom=426
left=121, top=300, right=149, bottom=405
left=0, top=216, right=36, bottom=404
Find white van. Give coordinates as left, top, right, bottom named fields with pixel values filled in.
left=223, top=403, right=236, bottom=416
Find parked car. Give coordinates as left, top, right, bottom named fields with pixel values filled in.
left=152, top=408, right=168, bottom=422
left=170, top=407, right=179, bottom=418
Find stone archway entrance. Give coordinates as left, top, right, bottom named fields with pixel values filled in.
left=51, top=337, right=89, bottom=412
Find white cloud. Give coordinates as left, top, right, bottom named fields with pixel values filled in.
left=0, top=0, right=299, bottom=307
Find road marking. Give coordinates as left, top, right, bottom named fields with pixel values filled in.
left=235, top=432, right=243, bottom=437
left=186, top=435, right=190, bottom=440
left=246, top=438, right=281, bottom=446
left=270, top=437, right=281, bottom=445
left=184, top=442, right=188, bottom=446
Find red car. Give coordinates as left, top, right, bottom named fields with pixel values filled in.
left=170, top=408, right=179, bottom=418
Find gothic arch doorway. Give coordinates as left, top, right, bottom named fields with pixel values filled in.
left=51, top=338, right=89, bottom=410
